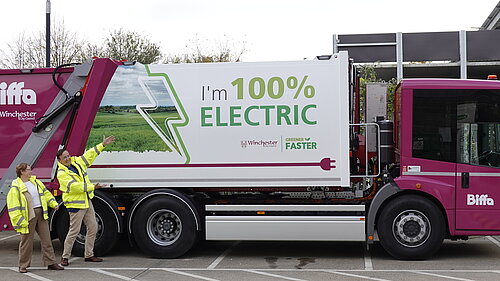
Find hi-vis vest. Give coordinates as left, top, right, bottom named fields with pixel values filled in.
left=7, top=177, right=58, bottom=234
left=57, top=143, right=105, bottom=209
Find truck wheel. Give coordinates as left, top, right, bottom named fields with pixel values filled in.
left=132, top=196, right=198, bottom=258
left=377, top=195, right=445, bottom=260
left=56, top=194, right=120, bottom=257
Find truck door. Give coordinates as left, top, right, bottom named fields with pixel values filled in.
left=455, top=90, right=500, bottom=231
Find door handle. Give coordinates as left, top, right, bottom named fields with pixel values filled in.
left=461, top=172, right=469, bottom=189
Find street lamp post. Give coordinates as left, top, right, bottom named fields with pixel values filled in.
left=46, top=0, right=51, bottom=67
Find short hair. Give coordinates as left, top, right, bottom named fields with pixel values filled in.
left=16, top=163, right=29, bottom=178
left=56, top=149, right=67, bottom=160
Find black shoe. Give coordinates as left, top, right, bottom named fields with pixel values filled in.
left=48, top=263, right=64, bottom=270
left=60, top=258, right=69, bottom=266
left=84, top=256, right=103, bottom=262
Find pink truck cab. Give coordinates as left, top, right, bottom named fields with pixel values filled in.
left=360, top=78, right=500, bottom=259
left=394, top=79, right=500, bottom=235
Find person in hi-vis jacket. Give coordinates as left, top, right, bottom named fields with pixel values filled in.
left=7, top=163, right=65, bottom=273
left=56, top=136, right=115, bottom=266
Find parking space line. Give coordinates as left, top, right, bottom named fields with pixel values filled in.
left=8, top=267, right=53, bottom=281
left=25, top=273, right=54, bottom=281
left=90, top=269, right=139, bottom=281
left=243, top=269, right=308, bottom=281
left=325, top=270, right=392, bottom=281
left=486, top=236, right=500, bottom=248
left=364, top=243, right=373, bottom=270
left=207, top=241, right=240, bottom=269
left=162, top=269, right=220, bottom=281
left=0, top=233, right=19, bottom=241
left=3, top=267, right=500, bottom=272
left=412, top=271, right=474, bottom=281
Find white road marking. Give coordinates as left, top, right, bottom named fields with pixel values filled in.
left=326, top=270, right=392, bottom=281
left=1, top=267, right=500, bottom=274
left=1, top=267, right=500, bottom=272
left=91, top=269, right=139, bottom=281
left=486, top=236, right=500, bottom=249
left=0, top=233, right=19, bottom=241
left=162, top=269, right=220, bottom=281
left=207, top=241, right=240, bottom=269
left=244, top=269, right=308, bottom=281
left=25, top=273, right=54, bottom=281
left=412, top=271, right=474, bottom=281
left=8, top=267, right=53, bottom=281
left=364, top=243, right=373, bottom=270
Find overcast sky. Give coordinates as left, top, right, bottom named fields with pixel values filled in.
left=1, top=0, right=498, bottom=62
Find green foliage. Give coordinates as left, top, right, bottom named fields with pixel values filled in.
left=86, top=111, right=180, bottom=152
left=386, top=77, right=398, bottom=120
left=164, top=35, right=246, bottom=64
left=1, top=20, right=247, bottom=68
left=102, top=29, right=163, bottom=64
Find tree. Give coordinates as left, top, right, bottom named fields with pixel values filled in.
left=1, top=26, right=163, bottom=68
left=1, top=22, right=243, bottom=68
left=0, top=33, right=35, bottom=69
left=164, top=35, right=246, bottom=64
left=75, top=43, right=104, bottom=63
left=0, top=21, right=84, bottom=68
left=100, top=29, right=163, bottom=64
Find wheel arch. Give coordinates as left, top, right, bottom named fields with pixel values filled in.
left=93, top=190, right=123, bottom=233
left=127, top=189, right=201, bottom=235
left=368, top=186, right=450, bottom=241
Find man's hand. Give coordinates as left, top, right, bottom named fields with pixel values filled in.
left=103, top=136, right=116, bottom=147
left=94, top=183, right=107, bottom=189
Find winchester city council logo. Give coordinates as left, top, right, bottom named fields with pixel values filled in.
left=241, top=140, right=278, bottom=148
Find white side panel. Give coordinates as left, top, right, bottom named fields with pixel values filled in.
left=87, top=166, right=343, bottom=187
left=206, top=216, right=365, bottom=241
left=86, top=53, right=351, bottom=188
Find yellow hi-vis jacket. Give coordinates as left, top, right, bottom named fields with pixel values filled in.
left=57, top=143, right=105, bottom=209
left=7, top=177, right=58, bottom=234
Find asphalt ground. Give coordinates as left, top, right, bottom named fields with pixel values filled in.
left=1, top=231, right=500, bottom=281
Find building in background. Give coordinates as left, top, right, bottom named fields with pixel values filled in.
left=334, top=1, right=500, bottom=81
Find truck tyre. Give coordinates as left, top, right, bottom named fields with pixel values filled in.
left=132, top=195, right=198, bottom=258
left=377, top=195, right=445, bottom=260
left=56, top=193, right=120, bottom=257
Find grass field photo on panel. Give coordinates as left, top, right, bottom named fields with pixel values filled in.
left=86, top=106, right=181, bottom=153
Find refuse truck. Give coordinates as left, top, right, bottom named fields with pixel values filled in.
left=1, top=51, right=499, bottom=260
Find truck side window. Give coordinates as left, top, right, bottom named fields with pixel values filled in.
left=457, top=90, right=500, bottom=168
left=412, top=90, right=457, bottom=163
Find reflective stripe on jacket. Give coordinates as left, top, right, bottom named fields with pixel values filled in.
left=57, top=143, right=105, bottom=209
left=6, top=177, right=58, bottom=234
